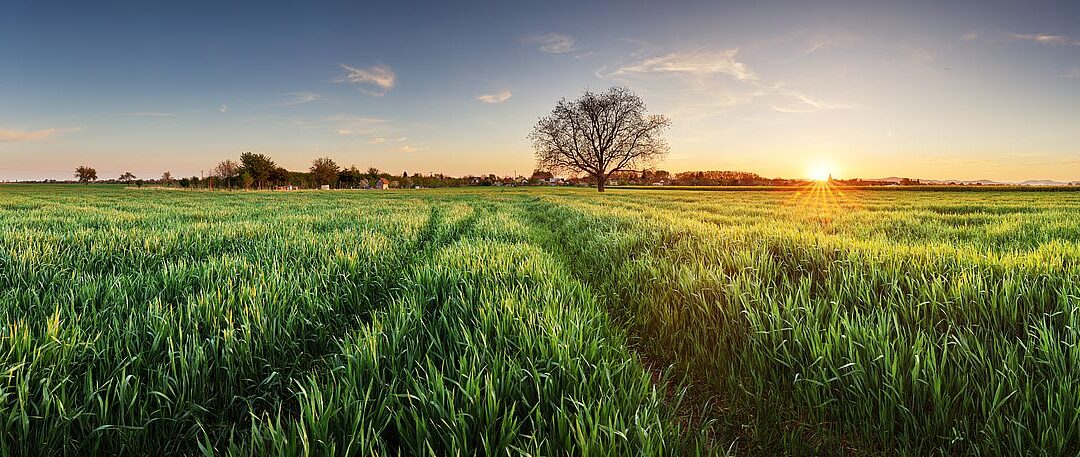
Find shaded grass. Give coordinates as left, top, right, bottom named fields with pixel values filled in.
left=0, top=186, right=708, bottom=455
left=2, top=184, right=1079, bottom=455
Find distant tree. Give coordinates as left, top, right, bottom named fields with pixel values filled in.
left=240, top=172, right=254, bottom=189
left=339, top=165, right=363, bottom=189
left=135, top=179, right=145, bottom=188
left=530, top=170, right=553, bottom=184
left=75, top=166, right=98, bottom=185
left=269, top=167, right=290, bottom=188
left=213, top=159, right=240, bottom=189
left=161, top=171, right=174, bottom=186
left=366, top=167, right=381, bottom=180
left=179, top=177, right=192, bottom=188
left=310, top=157, right=340, bottom=187
left=671, top=170, right=765, bottom=186
left=118, top=171, right=137, bottom=185
left=239, top=152, right=276, bottom=189
left=530, top=170, right=553, bottom=180
left=530, top=86, right=671, bottom=192
left=609, top=170, right=639, bottom=184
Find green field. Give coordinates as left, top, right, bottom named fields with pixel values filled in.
left=1, top=185, right=1078, bottom=455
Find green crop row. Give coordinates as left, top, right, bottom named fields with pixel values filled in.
left=521, top=188, right=1080, bottom=455
left=1, top=184, right=1078, bottom=455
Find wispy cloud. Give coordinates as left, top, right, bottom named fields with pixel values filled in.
left=476, top=89, right=512, bottom=104
left=369, top=136, right=407, bottom=144
left=804, top=40, right=831, bottom=55
left=319, top=114, right=401, bottom=142
left=280, top=91, right=321, bottom=106
left=307, top=115, right=418, bottom=151
left=603, top=45, right=856, bottom=120
left=0, top=127, right=81, bottom=143
left=121, top=112, right=175, bottom=117
left=335, top=64, right=396, bottom=96
left=962, top=32, right=979, bottom=42
left=905, top=47, right=935, bottom=71
left=610, top=49, right=757, bottom=81
left=218, top=104, right=228, bottom=113
left=771, top=92, right=859, bottom=113
left=1007, top=33, right=1080, bottom=46
left=601, top=47, right=764, bottom=120
left=527, top=33, right=578, bottom=54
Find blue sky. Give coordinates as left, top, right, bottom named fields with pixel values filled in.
left=2, top=0, right=1079, bottom=181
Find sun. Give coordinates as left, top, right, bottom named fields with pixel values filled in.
left=808, top=164, right=834, bottom=181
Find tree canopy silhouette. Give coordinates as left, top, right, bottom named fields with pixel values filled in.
left=213, top=160, right=240, bottom=189
left=239, top=152, right=276, bottom=189
left=530, top=87, right=671, bottom=192
left=74, top=166, right=97, bottom=185
left=310, top=157, right=340, bottom=187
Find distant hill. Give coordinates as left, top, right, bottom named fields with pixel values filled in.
left=1018, top=179, right=1076, bottom=186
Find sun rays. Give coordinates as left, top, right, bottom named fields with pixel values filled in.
left=781, top=179, right=865, bottom=228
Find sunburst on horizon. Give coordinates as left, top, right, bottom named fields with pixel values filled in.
left=807, top=163, right=835, bottom=182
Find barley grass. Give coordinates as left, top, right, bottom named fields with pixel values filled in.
left=1, top=184, right=1077, bottom=455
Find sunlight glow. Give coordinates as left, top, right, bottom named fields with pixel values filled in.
left=807, top=164, right=834, bottom=181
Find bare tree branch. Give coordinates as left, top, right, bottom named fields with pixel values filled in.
left=529, top=87, right=670, bottom=192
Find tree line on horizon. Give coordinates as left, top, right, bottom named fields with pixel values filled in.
left=66, top=150, right=928, bottom=190
left=67, top=159, right=834, bottom=189
left=66, top=157, right=911, bottom=189
left=67, top=153, right=595, bottom=190
left=72, top=153, right=480, bottom=189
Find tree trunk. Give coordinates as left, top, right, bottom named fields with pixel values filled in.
left=596, top=176, right=606, bottom=192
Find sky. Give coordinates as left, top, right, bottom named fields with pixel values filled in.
left=2, top=0, right=1079, bottom=181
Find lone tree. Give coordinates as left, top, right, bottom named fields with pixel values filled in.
left=310, top=157, right=340, bottom=187
left=161, top=171, right=174, bottom=187
left=118, top=172, right=136, bottom=185
left=75, top=166, right=97, bottom=185
left=530, top=86, right=671, bottom=192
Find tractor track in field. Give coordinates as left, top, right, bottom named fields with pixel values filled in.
left=200, top=201, right=490, bottom=452
left=515, top=194, right=888, bottom=456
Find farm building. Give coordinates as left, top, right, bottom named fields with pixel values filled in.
left=374, top=178, right=391, bottom=189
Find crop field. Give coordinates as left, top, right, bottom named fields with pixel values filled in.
left=1, top=184, right=1078, bottom=455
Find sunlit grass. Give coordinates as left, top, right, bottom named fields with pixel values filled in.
left=1, top=184, right=1079, bottom=455
left=525, top=187, right=1080, bottom=455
